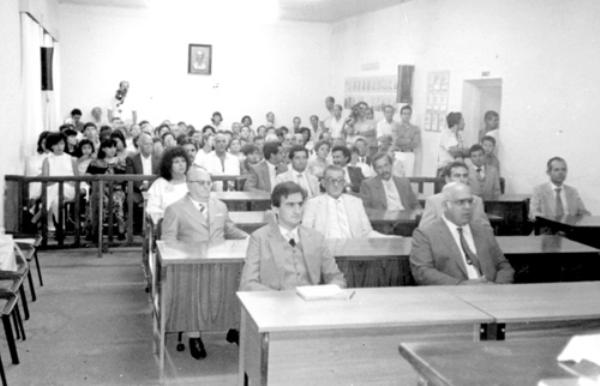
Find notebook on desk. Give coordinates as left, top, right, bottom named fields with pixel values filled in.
left=296, top=284, right=353, bottom=301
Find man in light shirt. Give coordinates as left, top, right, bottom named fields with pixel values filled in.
left=303, top=165, right=381, bottom=238
left=203, top=133, right=241, bottom=191
left=245, top=141, right=287, bottom=192
left=275, top=145, right=320, bottom=197
left=437, top=111, right=467, bottom=176
left=410, top=182, right=514, bottom=285
left=376, top=104, right=398, bottom=138
left=325, top=104, right=345, bottom=140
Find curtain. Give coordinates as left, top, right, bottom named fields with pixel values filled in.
left=42, top=32, right=60, bottom=132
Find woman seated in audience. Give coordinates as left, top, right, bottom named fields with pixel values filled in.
left=146, top=146, right=190, bottom=224
left=110, top=130, right=129, bottom=163
left=180, top=138, right=198, bottom=164
left=194, top=133, right=214, bottom=167
left=76, top=139, right=95, bottom=176
left=240, top=144, right=260, bottom=175
left=161, top=132, right=177, bottom=149
left=229, top=137, right=244, bottom=163
left=308, top=140, right=331, bottom=179
left=241, top=115, right=253, bottom=133
left=25, top=131, right=50, bottom=203
left=299, top=127, right=314, bottom=154
left=42, top=132, right=78, bottom=234
left=86, top=139, right=128, bottom=239
left=351, top=102, right=377, bottom=156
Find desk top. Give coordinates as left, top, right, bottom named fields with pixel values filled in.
left=537, top=215, right=600, bottom=228
left=398, top=336, right=575, bottom=386
left=446, top=281, right=600, bottom=324
left=365, top=209, right=420, bottom=224
left=213, top=191, right=271, bottom=202
left=237, top=286, right=493, bottom=333
left=496, top=235, right=599, bottom=255
left=418, top=193, right=530, bottom=203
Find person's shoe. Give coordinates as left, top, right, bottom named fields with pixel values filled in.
left=226, top=329, right=239, bottom=345
left=189, top=337, right=207, bottom=359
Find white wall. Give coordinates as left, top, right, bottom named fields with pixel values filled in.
left=59, top=4, right=333, bottom=129
left=331, top=0, right=600, bottom=213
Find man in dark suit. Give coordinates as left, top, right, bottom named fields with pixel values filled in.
left=162, top=166, right=248, bottom=359
left=360, top=153, right=421, bottom=211
left=240, top=181, right=346, bottom=291
left=244, top=141, right=287, bottom=192
left=125, top=133, right=160, bottom=232
left=332, top=145, right=364, bottom=193
left=410, top=182, right=514, bottom=285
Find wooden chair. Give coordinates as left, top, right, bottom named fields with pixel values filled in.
left=0, top=245, right=32, bottom=321
left=0, top=287, right=26, bottom=367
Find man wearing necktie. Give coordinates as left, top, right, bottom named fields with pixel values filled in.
left=240, top=181, right=346, bottom=291
left=161, top=166, right=248, bottom=360
left=275, top=145, right=320, bottom=197
left=410, top=182, right=514, bottom=285
left=529, top=157, right=590, bottom=222
left=467, top=144, right=501, bottom=200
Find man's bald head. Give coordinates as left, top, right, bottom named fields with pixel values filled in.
left=442, top=182, right=474, bottom=226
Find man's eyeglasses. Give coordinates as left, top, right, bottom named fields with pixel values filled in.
left=188, top=180, right=212, bottom=186
left=449, top=198, right=474, bottom=206
left=325, top=178, right=346, bottom=185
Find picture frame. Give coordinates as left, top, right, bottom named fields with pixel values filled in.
left=188, top=44, right=212, bottom=75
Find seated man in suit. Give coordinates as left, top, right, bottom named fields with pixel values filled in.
left=529, top=156, right=590, bottom=222
left=420, top=161, right=490, bottom=229
left=125, top=132, right=160, bottom=233
left=331, top=145, right=365, bottom=193
left=244, top=141, right=287, bottom=192
left=410, top=182, right=514, bottom=285
left=239, top=181, right=346, bottom=291
left=161, top=166, right=248, bottom=360
left=275, top=145, right=320, bottom=197
left=467, top=144, right=501, bottom=200
left=360, top=153, right=422, bottom=211
left=303, top=165, right=382, bottom=238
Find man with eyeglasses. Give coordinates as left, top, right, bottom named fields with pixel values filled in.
left=302, top=165, right=382, bottom=238
left=419, top=161, right=490, bottom=229
left=161, top=166, right=248, bottom=360
left=410, top=182, right=514, bottom=285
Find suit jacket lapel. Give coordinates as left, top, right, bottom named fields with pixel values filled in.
left=260, top=162, right=271, bottom=191
left=374, top=177, right=387, bottom=208
left=469, top=224, right=486, bottom=275
left=185, top=196, right=208, bottom=228
left=266, top=221, right=286, bottom=286
left=438, top=222, right=469, bottom=278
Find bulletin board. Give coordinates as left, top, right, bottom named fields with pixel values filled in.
left=343, top=75, right=397, bottom=111
left=423, top=71, right=450, bottom=132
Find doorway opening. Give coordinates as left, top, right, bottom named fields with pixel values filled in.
left=462, top=78, right=502, bottom=146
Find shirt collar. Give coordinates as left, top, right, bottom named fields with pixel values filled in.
left=278, top=224, right=299, bottom=241
left=550, top=182, right=563, bottom=190
left=441, top=214, right=471, bottom=233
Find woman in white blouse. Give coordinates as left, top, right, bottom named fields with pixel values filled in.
left=146, top=146, right=190, bottom=224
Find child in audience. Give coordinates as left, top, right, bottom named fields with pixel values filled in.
left=481, top=135, right=500, bottom=174
left=76, top=139, right=95, bottom=175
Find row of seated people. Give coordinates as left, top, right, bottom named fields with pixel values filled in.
left=149, top=150, right=589, bottom=359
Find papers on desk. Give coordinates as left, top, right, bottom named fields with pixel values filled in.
left=296, top=285, right=353, bottom=301
left=557, top=333, right=600, bottom=383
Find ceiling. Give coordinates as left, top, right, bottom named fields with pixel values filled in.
left=58, top=0, right=410, bottom=22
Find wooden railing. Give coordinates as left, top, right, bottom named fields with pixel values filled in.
left=4, top=174, right=246, bottom=256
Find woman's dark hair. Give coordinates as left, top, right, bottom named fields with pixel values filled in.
left=314, top=140, right=331, bottom=156
left=36, top=131, right=50, bottom=154
left=45, top=132, right=66, bottom=151
left=97, top=139, right=117, bottom=160
left=161, top=131, right=175, bottom=144
left=202, top=125, right=216, bottom=134
left=299, top=127, right=311, bottom=142
left=110, top=130, right=126, bottom=148
left=159, top=146, right=190, bottom=180
left=241, top=115, right=252, bottom=126
left=77, top=139, right=95, bottom=155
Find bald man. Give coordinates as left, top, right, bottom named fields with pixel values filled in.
left=410, top=182, right=514, bottom=285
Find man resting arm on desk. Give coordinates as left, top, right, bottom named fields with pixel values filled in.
left=240, top=181, right=346, bottom=291
left=410, top=182, right=514, bottom=286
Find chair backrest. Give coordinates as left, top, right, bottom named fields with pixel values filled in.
left=0, top=235, right=18, bottom=272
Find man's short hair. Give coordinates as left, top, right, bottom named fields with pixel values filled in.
left=446, top=112, right=463, bottom=128
left=288, top=145, right=308, bottom=160
left=546, top=156, right=567, bottom=172
left=325, top=96, right=335, bottom=103
left=212, top=111, right=222, bottom=119
left=202, top=125, right=216, bottom=134
left=271, top=181, right=307, bottom=208
left=469, top=144, right=484, bottom=156
left=71, top=108, right=82, bottom=116
left=443, top=161, right=468, bottom=178
left=354, top=137, right=367, bottom=146
left=263, top=141, right=281, bottom=160
left=83, top=122, right=97, bottom=131
left=484, top=110, right=499, bottom=121
left=241, top=144, right=259, bottom=156
left=400, top=105, right=412, bottom=114
left=481, top=135, right=496, bottom=146
left=371, top=152, right=392, bottom=166
left=331, top=145, right=351, bottom=162
left=383, top=104, right=395, bottom=112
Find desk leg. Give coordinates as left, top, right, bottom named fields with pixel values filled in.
left=479, top=323, right=506, bottom=341
left=239, top=307, right=269, bottom=386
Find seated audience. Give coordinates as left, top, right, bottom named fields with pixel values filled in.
left=275, top=145, right=320, bottom=197
left=359, top=153, right=421, bottom=211
left=64, top=129, right=80, bottom=157
left=229, top=138, right=244, bottom=163
left=161, top=132, right=177, bottom=149
left=420, top=161, right=490, bottom=228
left=331, top=145, right=365, bottom=193
left=467, top=144, right=501, bottom=200
left=410, top=182, right=514, bottom=285
left=83, top=122, right=100, bottom=153
left=146, top=146, right=189, bottom=224
left=194, top=133, right=214, bottom=166
left=307, top=140, right=331, bottom=179
left=240, top=144, right=261, bottom=175
left=481, top=135, right=500, bottom=172
left=76, top=139, right=95, bottom=176
left=244, top=141, right=287, bottom=192
left=240, top=181, right=346, bottom=291
left=303, top=166, right=380, bottom=238
left=529, top=157, right=590, bottom=221
left=203, top=133, right=240, bottom=191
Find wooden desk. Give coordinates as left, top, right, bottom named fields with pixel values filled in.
left=238, top=287, right=494, bottom=386
left=447, top=281, right=600, bottom=339
left=366, top=209, right=420, bottom=235
left=536, top=215, right=600, bottom=249
left=229, top=211, right=272, bottom=233
left=213, top=191, right=271, bottom=211
left=399, top=337, right=580, bottom=386
left=484, top=194, right=531, bottom=235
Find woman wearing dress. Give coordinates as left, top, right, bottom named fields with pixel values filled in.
left=146, top=146, right=190, bottom=224
left=86, top=139, right=128, bottom=240
left=25, top=131, right=50, bottom=202
left=41, top=132, right=78, bottom=233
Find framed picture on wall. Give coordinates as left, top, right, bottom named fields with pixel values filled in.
left=188, top=44, right=212, bottom=75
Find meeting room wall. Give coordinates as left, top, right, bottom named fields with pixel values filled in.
left=330, top=0, right=600, bottom=213
left=58, top=3, right=333, bottom=131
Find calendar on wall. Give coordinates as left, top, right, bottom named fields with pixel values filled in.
left=423, top=71, right=450, bottom=132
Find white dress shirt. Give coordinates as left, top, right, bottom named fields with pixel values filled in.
left=293, top=170, right=312, bottom=195
left=438, top=128, right=459, bottom=168
left=204, top=151, right=241, bottom=191
left=327, top=117, right=345, bottom=139
left=376, top=119, right=394, bottom=138
left=267, top=162, right=277, bottom=191
left=279, top=225, right=299, bottom=245
left=550, top=182, right=569, bottom=214
left=324, top=195, right=352, bottom=238
left=381, top=178, right=404, bottom=211
left=140, top=153, right=152, bottom=176
left=441, top=215, right=480, bottom=279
